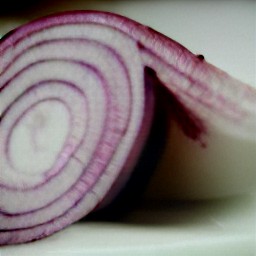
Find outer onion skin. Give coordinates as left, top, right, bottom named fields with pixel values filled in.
left=0, top=11, right=255, bottom=245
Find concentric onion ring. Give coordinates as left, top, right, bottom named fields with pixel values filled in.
left=0, top=19, right=153, bottom=244
left=0, top=11, right=256, bottom=245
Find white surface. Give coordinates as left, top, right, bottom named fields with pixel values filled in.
left=0, top=1, right=256, bottom=255
left=1, top=195, right=256, bottom=256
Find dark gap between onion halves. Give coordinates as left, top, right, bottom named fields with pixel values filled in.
left=86, top=66, right=206, bottom=221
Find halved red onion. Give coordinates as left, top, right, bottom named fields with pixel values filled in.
left=0, top=11, right=255, bottom=245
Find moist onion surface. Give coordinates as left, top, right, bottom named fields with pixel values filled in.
left=0, top=11, right=255, bottom=245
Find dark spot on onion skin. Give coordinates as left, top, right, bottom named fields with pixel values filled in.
left=197, top=54, right=205, bottom=61
left=137, top=41, right=145, bottom=50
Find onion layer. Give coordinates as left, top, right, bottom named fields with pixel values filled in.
left=0, top=11, right=255, bottom=245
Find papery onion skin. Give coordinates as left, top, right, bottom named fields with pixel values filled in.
left=0, top=11, right=256, bottom=245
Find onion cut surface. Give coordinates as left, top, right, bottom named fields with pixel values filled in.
left=0, top=11, right=255, bottom=245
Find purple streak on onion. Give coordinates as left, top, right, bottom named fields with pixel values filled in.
left=0, top=11, right=255, bottom=245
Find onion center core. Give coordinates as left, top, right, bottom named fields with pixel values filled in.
left=8, top=100, right=70, bottom=175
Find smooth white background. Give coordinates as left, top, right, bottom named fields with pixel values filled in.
left=1, top=1, right=256, bottom=255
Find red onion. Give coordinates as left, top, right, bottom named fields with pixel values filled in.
left=0, top=11, right=255, bottom=245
